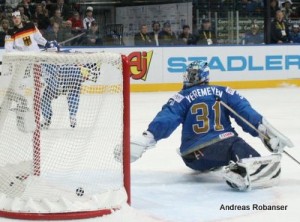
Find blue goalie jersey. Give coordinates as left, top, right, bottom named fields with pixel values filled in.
left=147, top=85, right=263, bottom=156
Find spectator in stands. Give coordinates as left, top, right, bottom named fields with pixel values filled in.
left=0, top=9, right=4, bottom=19
left=69, top=11, right=83, bottom=35
left=271, top=10, right=291, bottom=43
left=281, top=0, right=295, bottom=20
left=31, top=3, right=50, bottom=32
left=177, top=25, right=197, bottom=45
left=59, top=20, right=74, bottom=46
left=0, top=19, right=10, bottom=47
left=243, top=23, right=264, bottom=44
left=148, top=21, right=160, bottom=46
left=40, top=1, right=49, bottom=17
left=83, top=6, right=95, bottom=31
left=18, top=0, right=35, bottom=19
left=290, top=24, right=300, bottom=43
left=218, top=0, right=231, bottom=17
left=295, top=4, right=300, bottom=18
left=44, top=21, right=64, bottom=43
left=237, top=0, right=249, bottom=17
left=49, top=0, right=71, bottom=20
left=134, top=24, right=152, bottom=46
left=0, top=19, right=10, bottom=33
left=253, top=0, right=264, bottom=16
left=278, top=0, right=284, bottom=8
left=197, top=19, right=217, bottom=45
left=49, top=9, right=63, bottom=27
left=17, top=5, right=29, bottom=22
left=82, top=21, right=103, bottom=46
left=270, top=0, right=281, bottom=18
left=5, top=0, right=20, bottom=9
left=102, top=29, right=124, bottom=46
left=0, top=0, right=4, bottom=12
left=158, top=22, right=177, bottom=46
left=4, top=6, right=14, bottom=27
left=237, top=0, right=262, bottom=17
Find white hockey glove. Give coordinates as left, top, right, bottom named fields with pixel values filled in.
left=130, top=131, right=156, bottom=162
left=45, top=40, right=60, bottom=52
left=258, top=118, right=294, bottom=153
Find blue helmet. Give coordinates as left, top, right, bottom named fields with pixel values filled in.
left=183, top=60, right=210, bottom=88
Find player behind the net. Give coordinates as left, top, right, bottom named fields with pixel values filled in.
left=40, top=62, right=100, bottom=129
left=127, top=60, right=294, bottom=191
left=4, top=10, right=100, bottom=130
left=2, top=10, right=59, bottom=132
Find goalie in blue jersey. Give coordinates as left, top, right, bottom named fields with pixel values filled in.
left=40, top=62, right=100, bottom=129
left=129, top=60, right=293, bottom=191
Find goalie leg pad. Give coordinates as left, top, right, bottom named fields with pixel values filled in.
left=223, top=161, right=250, bottom=191
left=223, top=154, right=282, bottom=191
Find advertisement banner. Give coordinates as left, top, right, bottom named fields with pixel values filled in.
left=0, top=45, right=299, bottom=91
left=163, top=45, right=300, bottom=82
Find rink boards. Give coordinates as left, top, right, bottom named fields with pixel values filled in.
left=0, top=45, right=299, bottom=92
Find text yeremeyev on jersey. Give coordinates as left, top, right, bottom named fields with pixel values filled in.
left=185, top=86, right=223, bottom=103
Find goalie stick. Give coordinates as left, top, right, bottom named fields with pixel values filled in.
left=59, top=32, right=86, bottom=46
left=215, top=97, right=299, bottom=165
left=42, top=32, right=86, bottom=51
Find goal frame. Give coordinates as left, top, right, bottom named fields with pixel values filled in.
left=0, top=54, right=131, bottom=220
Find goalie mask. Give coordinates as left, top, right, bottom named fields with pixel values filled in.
left=183, top=60, right=210, bottom=89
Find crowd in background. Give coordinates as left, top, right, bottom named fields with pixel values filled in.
left=0, top=0, right=300, bottom=47
left=0, top=0, right=103, bottom=47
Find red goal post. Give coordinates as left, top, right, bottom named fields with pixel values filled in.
left=0, top=51, right=130, bottom=220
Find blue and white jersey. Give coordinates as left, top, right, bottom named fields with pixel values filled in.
left=42, top=64, right=81, bottom=79
left=147, top=85, right=263, bottom=156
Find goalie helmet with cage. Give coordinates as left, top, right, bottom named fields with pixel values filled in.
left=183, top=60, right=210, bottom=88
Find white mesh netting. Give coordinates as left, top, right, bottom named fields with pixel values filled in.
left=0, top=51, right=128, bottom=217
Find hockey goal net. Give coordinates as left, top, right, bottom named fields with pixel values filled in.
left=0, top=51, right=130, bottom=220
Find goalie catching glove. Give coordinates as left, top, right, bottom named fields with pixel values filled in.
left=130, top=131, right=157, bottom=162
left=130, top=131, right=156, bottom=162
left=258, top=118, right=294, bottom=153
left=114, top=131, right=156, bottom=163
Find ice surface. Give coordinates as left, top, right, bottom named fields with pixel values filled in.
left=1, top=87, right=300, bottom=222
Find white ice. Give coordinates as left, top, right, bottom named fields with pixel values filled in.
left=1, top=87, right=300, bottom=222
